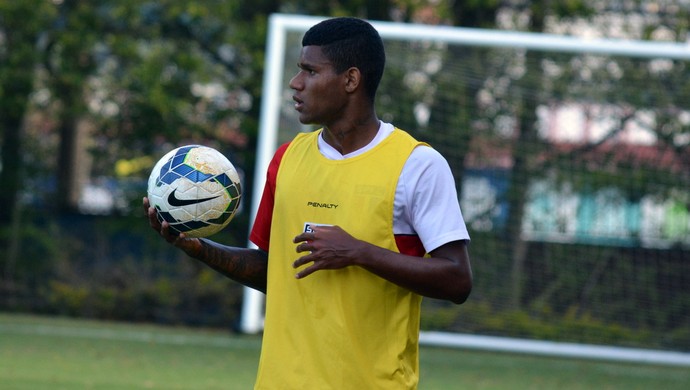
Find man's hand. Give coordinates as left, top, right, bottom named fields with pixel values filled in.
left=293, top=223, right=472, bottom=303
left=292, top=225, right=367, bottom=279
left=143, top=197, right=202, bottom=256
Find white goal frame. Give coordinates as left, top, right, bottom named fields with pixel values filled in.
left=242, top=13, right=690, bottom=366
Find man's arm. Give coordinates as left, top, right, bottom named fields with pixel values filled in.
left=145, top=197, right=268, bottom=293
left=195, top=239, right=268, bottom=293
left=292, top=225, right=472, bottom=303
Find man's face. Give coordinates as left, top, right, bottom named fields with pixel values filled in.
left=289, top=45, right=347, bottom=125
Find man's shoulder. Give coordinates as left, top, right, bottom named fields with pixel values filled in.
left=402, top=144, right=452, bottom=184
left=271, top=141, right=291, bottom=164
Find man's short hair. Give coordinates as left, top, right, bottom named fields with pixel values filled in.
left=302, top=17, right=385, bottom=101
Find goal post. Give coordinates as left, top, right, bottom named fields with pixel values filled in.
left=242, top=13, right=690, bottom=365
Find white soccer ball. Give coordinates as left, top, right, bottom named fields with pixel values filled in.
left=147, top=145, right=242, bottom=238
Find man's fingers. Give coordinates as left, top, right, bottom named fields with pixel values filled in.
left=293, top=232, right=316, bottom=244
left=294, top=259, right=318, bottom=279
left=295, top=241, right=315, bottom=254
left=293, top=253, right=312, bottom=269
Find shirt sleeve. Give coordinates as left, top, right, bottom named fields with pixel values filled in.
left=402, top=145, right=470, bottom=253
left=249, top=142, right=291, bottom=252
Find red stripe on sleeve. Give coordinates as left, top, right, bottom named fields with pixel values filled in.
left=249, top=142, right=291, bottom=252
left=395, top=235, right=426, bottom=257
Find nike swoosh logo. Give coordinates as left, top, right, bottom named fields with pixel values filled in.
left=168, top=189, right=222, bottom=207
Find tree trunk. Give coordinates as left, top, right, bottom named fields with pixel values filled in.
left=56, top=112, right=81, bottom=213
left=506, top=52, right=542, bottom=309
left=0, top=7, right=41, bottom=288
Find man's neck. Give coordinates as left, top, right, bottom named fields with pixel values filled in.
left=322, top=117, right=380, bottom=155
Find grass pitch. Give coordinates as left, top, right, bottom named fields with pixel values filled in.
left=1, top=313, right=688, bottom=389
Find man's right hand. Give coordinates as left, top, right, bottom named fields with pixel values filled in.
left=143, top=197, right=202, bottom=256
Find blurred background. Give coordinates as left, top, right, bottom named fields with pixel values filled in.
left=1, top=0, right=689, bottom=357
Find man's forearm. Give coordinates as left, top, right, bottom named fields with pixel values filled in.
left=195, top=239, right=268, bottom=293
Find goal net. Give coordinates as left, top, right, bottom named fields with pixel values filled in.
left=244, top=13, right=690, bottom=364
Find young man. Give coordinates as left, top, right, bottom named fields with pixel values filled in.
left=145, top=17, right=472, bottom=389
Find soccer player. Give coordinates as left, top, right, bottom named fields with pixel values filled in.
left=145, top=16, right=472, bottom=389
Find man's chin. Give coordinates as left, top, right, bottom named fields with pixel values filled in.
left=298, top=115, right=315, bottom=125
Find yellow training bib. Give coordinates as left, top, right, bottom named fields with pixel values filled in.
left=255, top=128, right=426, bottom=390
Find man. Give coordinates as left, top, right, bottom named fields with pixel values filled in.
left=145, top=17, right=472, bottom=389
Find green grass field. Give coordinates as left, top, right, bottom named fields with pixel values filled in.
left=1, top=313, right=688, bottom=389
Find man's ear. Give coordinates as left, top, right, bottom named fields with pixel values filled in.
left=344, top=67, right=361, bottom=93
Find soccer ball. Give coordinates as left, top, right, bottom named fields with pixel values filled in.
left=147, top=145, right=242, bottom=238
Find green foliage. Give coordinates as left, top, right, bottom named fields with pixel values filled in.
left=1, top=213, right=246, bottom=328
left=47, top=281, right=90, bottom=316
left=422, top=299, right=690, bottom=351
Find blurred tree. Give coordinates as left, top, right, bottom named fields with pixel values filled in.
left=0, top=1, right=57, bottom=292
left=0, top=2, right=55, bottom=224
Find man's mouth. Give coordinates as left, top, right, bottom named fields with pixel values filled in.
left=293, top=96, right=304, bottom=110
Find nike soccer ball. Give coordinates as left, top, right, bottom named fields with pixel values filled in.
left=147, top=145, right=242, bottom=238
